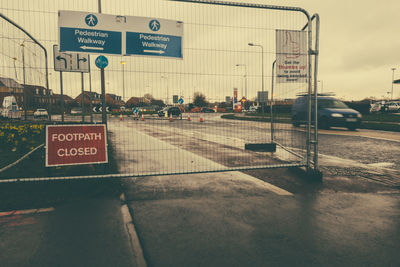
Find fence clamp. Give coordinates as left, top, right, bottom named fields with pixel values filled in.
left=310, top=49, right=319, bottom=56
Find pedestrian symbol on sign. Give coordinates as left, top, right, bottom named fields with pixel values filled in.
left=149, top=19, right=160, bottom=31
left=85, top=14, right=98, bottom=27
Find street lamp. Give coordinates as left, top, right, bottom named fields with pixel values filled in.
left=391, top=68, right=396, bottom=100
left=20, top=42, right=27, bottom=120
left=318, top=80, right=323, bottom=94
left=161, top=76, right=169, bottom=105
left=236, top=64, right=248, bottom=99
left=248, top=43, right=264, bottom=93
left=120, top=61, right=126, bottom=102
left=249, top=43, right=264, bottom=112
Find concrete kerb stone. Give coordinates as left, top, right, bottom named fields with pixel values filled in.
left=120, top=193, right=147, bottom=267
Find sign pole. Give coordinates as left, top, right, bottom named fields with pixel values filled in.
left=81, top=72, right=85, bottom=122
left=98, top=0, right=107, bottom=125
left=89, top=55, right=93, bottom=123
left=60, top=71, right=64, bottom=122
left=101, top=68, right=106, bottom=125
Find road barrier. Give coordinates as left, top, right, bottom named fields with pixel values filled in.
left=0, top=0, right=320, bottom=181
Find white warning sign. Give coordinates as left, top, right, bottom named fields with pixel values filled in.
left=276, top=30, right=308, bottom=83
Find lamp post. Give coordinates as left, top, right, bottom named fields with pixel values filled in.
left=236, top=64, right=248, bottom=99
left=318, top=80, right=323, bottom=94
left=248, top=43, right=264, bottom=110
left=120, top=61, right=126, bottom=103
left=391, top=68, right=396, bottom=100
left=161, top=76, right=169, bottom=105
left=20, top=42, right=27, bottom=120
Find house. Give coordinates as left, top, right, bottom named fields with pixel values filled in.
left=106, top=93, right=124, bottom=107
left=0, top=77, right=24, bottom=107
left=74, top=91, right=102, bottom=106
left=125, top=96, right=151, bottom=107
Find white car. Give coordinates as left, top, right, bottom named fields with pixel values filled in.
left=33, top=108, right=48, bottom=118
left=384, top=102, right=400, bottom=112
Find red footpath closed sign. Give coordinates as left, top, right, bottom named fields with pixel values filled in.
left=46, top=124, right=108, bottom=167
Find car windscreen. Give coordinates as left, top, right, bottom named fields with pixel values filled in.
left=318, top=99, right=348, bottom=109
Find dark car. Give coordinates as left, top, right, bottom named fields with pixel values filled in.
left=292, top=96, right=362, bottom=130
left=201, top=107, right=215, bottom=113
left=158, top=106, right=182, bottom=119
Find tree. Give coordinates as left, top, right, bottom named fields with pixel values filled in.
left=144, top=93, right=153, bottom=101
left=193, top=92, right=208, bottom=107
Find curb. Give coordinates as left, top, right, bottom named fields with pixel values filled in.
left=120, top=193, right=147, bottom=267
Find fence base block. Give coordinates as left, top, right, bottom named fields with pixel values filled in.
left=245, top=143, right=276, bottom=152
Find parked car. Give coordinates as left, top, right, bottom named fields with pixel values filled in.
left=33, top=108, right=48, bottom=118
left=190, top=107, right=202, bottom=113
left=383, top=102, right=400, bottom=112
left=292, top=96, right=362, bottom=130
left=70, top=107, right=82, bottom=115
left=158, top=106, right=182, bottom=119
left=369, top=102, right=382, bottom=113
left=201, top=107, right=215, bottom=113
left=1, top=95, right=21, bottom=119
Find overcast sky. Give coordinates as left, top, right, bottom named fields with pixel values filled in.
left=262, top=0, right=400, bottom=100
left=1, top=0, right=399, bottom=101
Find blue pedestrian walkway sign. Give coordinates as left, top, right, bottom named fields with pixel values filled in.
left=59, top=11, right=183, bottom=59
left=95, top=55, right=108, bottom=69
left=126, top=17, right=183, bottom=59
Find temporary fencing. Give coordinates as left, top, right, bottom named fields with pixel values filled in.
left=0, top=0, right=319, bottom=181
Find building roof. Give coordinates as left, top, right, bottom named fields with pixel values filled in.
left=0, top=77, right=23, bottom=89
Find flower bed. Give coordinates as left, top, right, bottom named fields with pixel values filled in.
left=0, top=122, right=45, bottom=154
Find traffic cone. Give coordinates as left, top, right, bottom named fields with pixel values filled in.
left=187, top=113, right=191, bottom=121
left=200, top=116, right=204, bottom=123
left=165, top=111, right=168, bottom=118
left=169, top=113, right=173, bottom=122
left=141, top=113, right=144, bottom=121
left=119, top=113, right=123, bottom=121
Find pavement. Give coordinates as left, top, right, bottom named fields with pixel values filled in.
left=122, top=170, right=400, bottom=267
left=0, top=180, right=139, bottom=267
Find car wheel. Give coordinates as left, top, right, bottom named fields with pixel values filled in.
left=292, top=116, right=300, bottom=127
left=347, top=125, right=357, bottom=131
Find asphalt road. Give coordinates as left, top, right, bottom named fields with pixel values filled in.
left=108, top=113, right=400, bottom=187
left=1, top=113, right=399, bottom=266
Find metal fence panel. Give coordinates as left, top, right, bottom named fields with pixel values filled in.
left=0, top=0, right=316, bottom=181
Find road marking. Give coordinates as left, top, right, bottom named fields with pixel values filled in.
left=0, top=207, right=54, bottom=217
left=367, top=162, right=395, bottom=168
left=232, top=171, right=293, bottom=196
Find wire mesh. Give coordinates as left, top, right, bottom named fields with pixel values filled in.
left=0, top=0, right=314, bottom=180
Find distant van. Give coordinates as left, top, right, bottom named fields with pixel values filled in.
left=292, top=95, right=362, bottom=130
left=1, top=95, right=21, bottom=119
